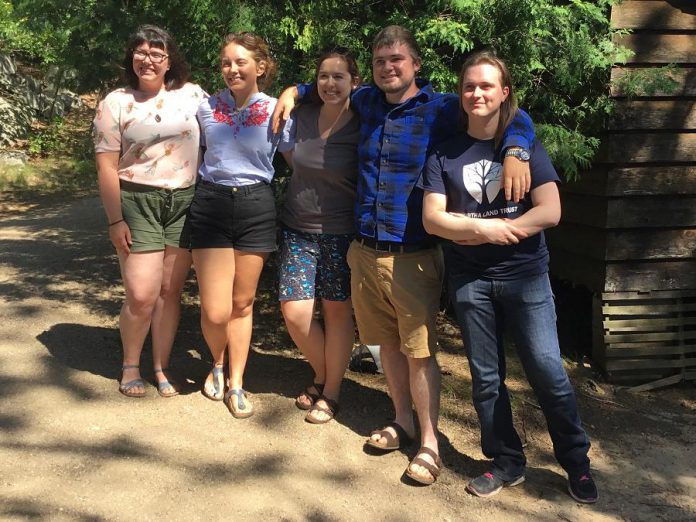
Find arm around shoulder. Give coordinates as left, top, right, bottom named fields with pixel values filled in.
left=271, top=85, right=300, bottom=134
left=500, top=109, right=536, bottom=203
left=501, top=108, right=535, bottom=152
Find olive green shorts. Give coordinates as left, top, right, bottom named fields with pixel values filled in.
left=120, top=181, right=194, bottom=252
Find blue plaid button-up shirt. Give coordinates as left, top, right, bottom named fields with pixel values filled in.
left=299, top=79, right=534, bottom=244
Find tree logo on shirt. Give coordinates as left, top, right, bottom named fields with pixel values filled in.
left=462, top=160, right=502, bottom=205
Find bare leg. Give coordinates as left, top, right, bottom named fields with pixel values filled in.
left=227, top=251, right=268, bottom=390
left=281, top=298, right=326, bottom=385
left=369, top=340, right=416, bottom=443
left=118, top=249, right=165, bottom=392
left=192, top=248, right=235, bottom=389
left=151, top=245, right=191, bottom=387
left=406, top=355, right=441, bottom=480
left=307, top=298, right=355, bottom=422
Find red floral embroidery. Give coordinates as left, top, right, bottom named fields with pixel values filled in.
left=211, top=96, right=270, bottom=137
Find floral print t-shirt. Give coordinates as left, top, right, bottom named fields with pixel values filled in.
left=93, top=82, right=206, bottom=189
left=197, top=90, right=293, bottom=187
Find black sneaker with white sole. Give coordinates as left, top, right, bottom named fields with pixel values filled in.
left=568, top=473, right=598, bottom=504
left=466, top=471, right=525, bottom=498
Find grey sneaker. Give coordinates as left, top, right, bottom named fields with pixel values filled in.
left=466, top=472, right=525, bottom=498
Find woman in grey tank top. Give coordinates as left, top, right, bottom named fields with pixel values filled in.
left=277, top=48, right=361, bottom=424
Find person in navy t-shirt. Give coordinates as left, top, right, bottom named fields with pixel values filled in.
left=421, top=51, right=598, bottom=504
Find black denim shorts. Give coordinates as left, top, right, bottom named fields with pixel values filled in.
left=188, top=179, right=277, bottom=252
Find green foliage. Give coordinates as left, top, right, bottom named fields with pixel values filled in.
left=27, top=116, right=65, bottom=156
left=614, top=64, right=680, bottom=98
left=0, top=0, right=59, bottom=60
left=0, top=157, right=95, bottom=192
left=536, top=124, right=599, bottom=181
left=0, top=0, right=644, bottom=179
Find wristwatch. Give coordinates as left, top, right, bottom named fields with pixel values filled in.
left=504, top=147, right=531, bottom=161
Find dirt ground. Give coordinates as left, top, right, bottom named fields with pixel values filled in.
left=1, top=194, right=695, bottom=522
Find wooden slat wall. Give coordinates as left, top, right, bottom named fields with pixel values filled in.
left=612, top=68, right=696, bottom=97
left=561, top=166, right=696, bottom=196
left=547, top=1, right=696, bottom=383
left=615, top=35, right=696, bottom=63
left=608, top=101, right=696, bottom=130
left=610, top=1, right=696, bottom=29
left=548, top=0, right=696, bottom=294
left=607, top=134, right=696, bottom=163
left=592, top=290, right=696, bottom=383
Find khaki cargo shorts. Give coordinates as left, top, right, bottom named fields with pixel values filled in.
left=347, top=240, right=444, bottom=359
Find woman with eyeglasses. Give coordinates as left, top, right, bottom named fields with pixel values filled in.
left=93, top=25, right=205, bottom=398
left=190, top=32, right=293, bottom=418
left=277, top=48, right=360, bottom=424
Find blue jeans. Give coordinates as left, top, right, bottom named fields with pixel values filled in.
left=448, top=272, right=590, bottom=481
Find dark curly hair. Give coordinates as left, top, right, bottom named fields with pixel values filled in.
left=122, top=25, right=189, bottom=90
left=220, top=32, right=277, bottom=91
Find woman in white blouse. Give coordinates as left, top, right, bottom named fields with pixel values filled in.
left=93, top=25, right=205, bottom=398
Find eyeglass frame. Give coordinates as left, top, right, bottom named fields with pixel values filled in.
left=132, top=49, right=169, bottom=64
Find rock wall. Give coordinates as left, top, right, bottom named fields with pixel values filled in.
left=0, top=53, right=82, bottom=147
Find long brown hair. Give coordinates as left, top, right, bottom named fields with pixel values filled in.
left=458, top=50, right=517, bottom=149
left=220, top=32, right=276, bottom=91
left=308, top=46, right=361, bottom=105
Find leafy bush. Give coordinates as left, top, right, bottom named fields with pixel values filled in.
left=271, top=0, right=628, bottom=180
left=28, top=116, right=65, bottom=156
left=0, top=0, right=649, bottom=179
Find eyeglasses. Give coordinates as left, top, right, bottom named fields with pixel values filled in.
left=133, top=49, right=168, bottom=64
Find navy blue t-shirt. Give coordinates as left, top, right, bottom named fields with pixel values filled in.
left=420, top=134, right=560, bottom=280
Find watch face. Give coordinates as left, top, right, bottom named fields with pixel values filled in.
left=508, top=149, right=530, bottom=161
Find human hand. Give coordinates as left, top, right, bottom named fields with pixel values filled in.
left=474, top=218, right=528, bottom=245
left=502, top=155, right=531, bottom=203
left=271, top=86, right=298, bottom=134
left=109, top=220, right=132, bottom=254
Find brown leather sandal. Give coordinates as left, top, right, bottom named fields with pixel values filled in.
left=365, top=421, right=414, bottom=451
left=405, top=446, right=442, bottom=485
left=295, top=382, right=324, bottom=411
left=305, top=395, right=339, bottom=424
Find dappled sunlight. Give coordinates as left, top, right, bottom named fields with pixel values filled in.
left=0, top=198, right=122, bottom=317
left=0, top=190, right=694, bottom=520
left=435, top=314, right=696, bottom=520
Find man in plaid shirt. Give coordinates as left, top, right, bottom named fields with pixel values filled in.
left=273, top=25, right=534, bottom=485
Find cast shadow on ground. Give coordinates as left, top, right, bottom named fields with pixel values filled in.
left=0, top=497, right=105, bottom=522
left=36, top=322, right=210, bottom=395
left=35, top=322, right=498, bottom=488
left=0, top=430, right=357, bottom=520
left=0, top=198, right=124, bottom=317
